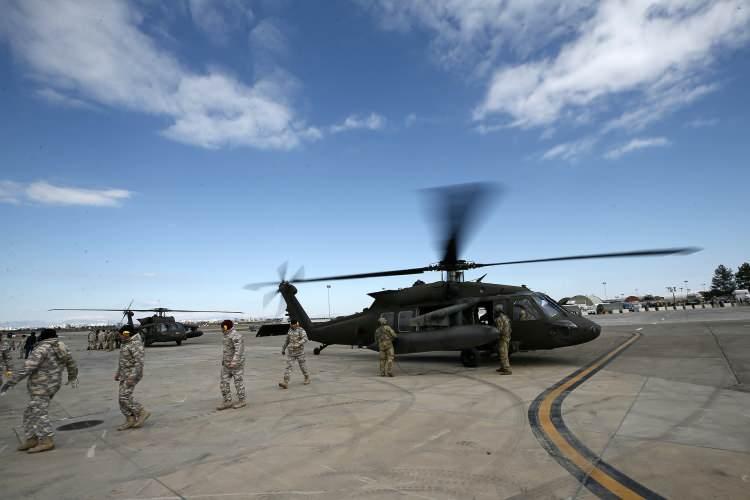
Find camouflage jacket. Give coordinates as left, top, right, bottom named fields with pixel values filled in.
left=0, top=337, right=12, bottom=372
left=495, top=312, right=512, bottom=340
left=7, top=339, right=78, bottom=396
left=222, top=328, right=245, bottom=367
left=375, top=325, right=397, bottom=350
left=283, top=327, right=308, bottom=357
left=118, top=335, right=145, bottom=382
left=88, top=331, right=96, bottom=341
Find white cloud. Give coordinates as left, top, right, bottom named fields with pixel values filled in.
left=685, top=117, right=719, bottom=128
left=188, top=0, right=254, bottom=45
left=249, top=18, right=289, bottom=58
left=0, top=180, right=133, bottom=207
left=330, top=113, right=387, bottom=134
left=541, top=137, right=597, bottom=161
left=474, top=1, right=749, bottom=128
left=604, top=137, right=671, bottom=159
left=35, top=88, right=95, bottom=109
left=0, top=0, right=316, bottom=150
left=405, top=113, right=418, bottom=127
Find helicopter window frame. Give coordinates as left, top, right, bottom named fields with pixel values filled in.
left=533, top=294, right=566, bottom=318
left=397, top=310, right=415, bottom=333
left=513, top=297, right=541, bottom=321
left=380, top=312, right=395, bottom=328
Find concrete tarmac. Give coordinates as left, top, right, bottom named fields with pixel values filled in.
left=1, top=308, right=749, bottom=499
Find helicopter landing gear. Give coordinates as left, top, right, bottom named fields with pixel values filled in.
left=176, top=339, right=182, bottom=346
left=460, top=348, right=480, bottom=367
left=313, top=344, right=329, bottom=355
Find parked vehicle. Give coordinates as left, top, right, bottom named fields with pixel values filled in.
left=734, top=290, right=750, bottom=304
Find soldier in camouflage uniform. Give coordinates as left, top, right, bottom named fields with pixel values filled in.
left=107, top=330, right=116, bottom=351
left=279, top=319, right=310, bottom=389
left=1, top=332, right=13, bottom=385
left=494, top=304, right=512, bottom=375
left=87, top=329, right=96, bottom=350
left=114, top=328, right=149, bottom=430
left=375, top=316, right=398, bottom=377
left=1, top=329, right=78, bottom=453
left=216, top=319, right=246, bottom=410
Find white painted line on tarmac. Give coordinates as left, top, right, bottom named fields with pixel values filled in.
left=320, top=464, right=337, bottom=472
left=410, top=428, right=451, bottom=450
left=101, top=430, right=107, bottom=439
left=86, top=443, right=96, bottom=458
left=0, top=444, right=7, bottom=454
left=635, top=328, right=643, bottom=331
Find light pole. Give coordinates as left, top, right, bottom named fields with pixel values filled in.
left=602, top=282, right=607, bottom=300
left=326, top=285, right=331, bottom=319
left=667, top=286, right=677, bottom=305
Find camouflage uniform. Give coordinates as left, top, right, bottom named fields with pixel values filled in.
left=87, top=330, right=96, bottom=350
left=220, top=327, right=246, bottom=403
left=117, top=334, right=145, bottom=419
left=282, top=326, right=309, bottom=384
left=495, top=311, right=512, bottom=374
left=375, top=321, right=398, bottom=377
left=1, top=335, right=13, bottom=385
left=106, top=331, right=116, bottom=351
left=4, top=339, right=78, bottom=441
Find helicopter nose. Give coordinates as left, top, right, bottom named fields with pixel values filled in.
left=590, top=323, right=601, bottom=340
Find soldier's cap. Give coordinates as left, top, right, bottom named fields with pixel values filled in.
left=39, top=329, right=57, bottom=341
left=494, top=303, right=505, bottom=311
left=378, top=317, right=388, bottom=325
left=289, top=318, right=299, bottom=325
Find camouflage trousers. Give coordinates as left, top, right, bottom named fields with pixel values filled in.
left=379, top=346, right=395, bottom=376
left=498, top=335, right=511, bottom=372
left=87, top=340, right=95, bottom=350
left=118, top=381, right=143, bottom=418
left=283, top=354, right=309, bottom=382
left=23, top=394, right=54, bottom=439
left=220, top=365, right=246, bottom=402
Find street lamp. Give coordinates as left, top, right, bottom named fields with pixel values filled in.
left=666, top=286, right=677, bottom=305
left=602, top=281, right=607, bottom=300
left=326, top=285, right=331, bottom=319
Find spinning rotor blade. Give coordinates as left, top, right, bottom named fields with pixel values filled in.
left=157, top=309, right=244, bottom=313
left=279, top=265, right=436, bottom=284
left=50, top=308, right=243, bottom=313
left=473, top=247, right=701, bottom=268
left=263, top=289, right=280, bottom=308
left=422, top=183, right=501, bottom=266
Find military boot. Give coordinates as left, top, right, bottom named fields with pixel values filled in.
left=17, top=437, right=38, bottom=451
left=278, top=381, right=288, bottom=389
left=132, top=409, right=151, bottom=428
left=27, top=437, right=55, bottom=453
left=117, top=416, right=136, bottom=431
left=304, top=375, right=311, bottom=385
left=216, top=400, right=233, bottom=411
left=232, top=400, right=247, bottom=409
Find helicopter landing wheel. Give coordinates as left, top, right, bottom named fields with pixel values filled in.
left=176, top=340, right=182, bottom=346
left=313, top=344, right=329, bottom=355
left=460, top=348, right=480, bottom=368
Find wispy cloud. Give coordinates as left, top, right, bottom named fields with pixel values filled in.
left=0, top=0, right=316, bottom=151
left=187, top=0, right=254, bottom=46
left=405, top=113, right=418, bottom=127
left=542, top=137, right=597, bottom=161
left=685, top=117, right=719, bottom=128
left=604, top=137, right=671, bottom=160
left=35, top=88, right=96, bottom=110
left=0, top=180, right=132, bottom=207
left=330, top=113, right=386, bottom=134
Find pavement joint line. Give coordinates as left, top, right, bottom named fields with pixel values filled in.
left=705, top=324, right=740, bottom=385
left=528, top=333, right=667, bottom=500
left=573, top=375, right=650, bottom=500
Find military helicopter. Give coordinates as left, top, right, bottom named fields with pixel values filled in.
left=49, top=305, right=243, bottom=346
left=246, top=184, right=699, bottom=367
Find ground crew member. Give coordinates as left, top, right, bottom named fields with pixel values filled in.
left=97, top=329, right=104, bottom=350
left=19, top=335, right=26, bottom=359
left=495, top=304, right=512, bottom=375
left=216, top=320, right=246, bottom=410
left=1, top=333, right=13, bottom=385
left=87, top=329, right=96, bottom=350
left=375, top=316, right=398, bottom=377
left=106, top=330, right=116, bottom=351
left=279, top=319, right=310, bottom=389
left=24, top=332, right=37, bottom=359
left=1, top=329, right=78, bottom=453
left=114, top=328, right=149, bottom=430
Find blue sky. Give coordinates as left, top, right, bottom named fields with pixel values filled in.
left=1, top=0, right=749, bottom=325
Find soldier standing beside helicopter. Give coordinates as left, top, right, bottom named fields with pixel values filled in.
left=494, top=304, right=512, bottom=375
left=216, top=320, right=246, bottom=410
left=279, top=319, right=310, bottom=389
left=375, top=316, right=398, bottom=377
left=114, top=327, right=149, bottom=430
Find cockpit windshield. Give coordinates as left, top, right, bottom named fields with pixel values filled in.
left=533, top=294, right=566, bottom=318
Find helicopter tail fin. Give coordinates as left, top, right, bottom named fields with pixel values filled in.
left=278, top=283, right=313, bottom=332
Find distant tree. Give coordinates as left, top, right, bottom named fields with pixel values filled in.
left=737, top=263, right=750, bottom=291
left=711, top=265, right=736, bottom=296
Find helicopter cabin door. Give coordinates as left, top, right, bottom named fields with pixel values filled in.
left=511, top=296, right=543, bottom=349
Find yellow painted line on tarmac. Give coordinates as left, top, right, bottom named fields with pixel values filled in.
left=537, top=333, right=645, bottom=499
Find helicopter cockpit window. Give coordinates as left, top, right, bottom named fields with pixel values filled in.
left=157, top=323, right=168, bottom=333
left=533, top=294, right=565, bottom=318
left=380, top=312, right=395, bottom=328
left=398, top=310, right=415, bottom=333
left=513, top=298, right=540, bottom=321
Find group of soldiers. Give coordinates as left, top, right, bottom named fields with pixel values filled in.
left=0, top=310, right=512, bottom=455
left=87, top=329, right=120, bottom=351
left=0, top=332, right=40, bottom=360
